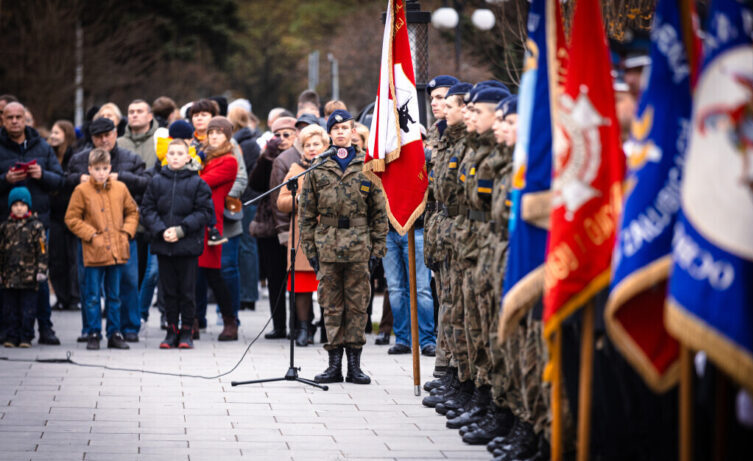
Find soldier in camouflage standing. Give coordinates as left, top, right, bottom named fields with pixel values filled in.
left=0, top=187, right=48, bottom=348
left=299, top=109, right=388, bottom=385
left=422, top=82, right=473, bottom=398
left=422, top=74, right=458, bottom=376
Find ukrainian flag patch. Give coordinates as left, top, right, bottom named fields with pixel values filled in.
left=360, top=180, right=371, bottom=193
left=429, top=170, right=434, bottom=182
left=470, top=166, right=477, bottom=177
left=459, top=165, right=466, bottom=183
left=477, top=179, right=493, bottom=196
left=448, top=156, right=458, bottom=169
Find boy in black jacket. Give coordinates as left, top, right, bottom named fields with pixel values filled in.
left=140, top=139, right=213, bottom=349
left=0, top=187, right=48, bottom=347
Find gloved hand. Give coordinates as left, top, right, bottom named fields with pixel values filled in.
left=36, top=272, right=47, bottom=282
left=368, top=256, right=380, bottom=274
left=308, top=257, right=320, bottom=274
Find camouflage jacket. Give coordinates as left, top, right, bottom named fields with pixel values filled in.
left=0, top=213, right=48, bottom=290
left=299, top=150, right=388, bottom=263
left=457, top=130, right=496, bottom=262
left=425, top=122, right=466, bottom=266
left=425, top=121, right=442, bottom=165
left=489, top=143, right=515, bottom=302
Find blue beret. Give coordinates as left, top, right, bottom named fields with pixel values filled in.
left=477, top=80, right=511, bottom=93
left=427, top=75, right=459, bottom=94
left=446, top=82, right=473, bottom=98
left=169, top=120, right=195, bottom=140
left=496, top=95, right=518, bottom=117
left=473, top=88, right=509, bottom=105
left=327, top=109, right=354, bottom=133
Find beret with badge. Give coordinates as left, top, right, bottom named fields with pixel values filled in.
left=326, top=109, right=354, bottom=133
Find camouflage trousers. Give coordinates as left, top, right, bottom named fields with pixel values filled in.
left=318, top=261, right=370, bottom=351
left=519, top=313, right=550, bottom=437
left=467, top=231, right=498, bottom=388
left=435, top=259, right=454, bottom=368
left=449, top=258, right=471, bottom=382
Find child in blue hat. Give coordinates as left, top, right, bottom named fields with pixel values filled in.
left=0, top=186, right=48, bottom=347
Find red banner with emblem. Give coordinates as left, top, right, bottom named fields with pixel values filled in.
left=365, top=0, right=428, bottom=235
left=542, top=0, right=626, bottom=336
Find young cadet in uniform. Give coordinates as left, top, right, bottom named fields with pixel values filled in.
left=299, top=109, right=388, bottom=385
left=424, top=83, right=473, bottom=394
left=422, top=74, right=458, bottom=377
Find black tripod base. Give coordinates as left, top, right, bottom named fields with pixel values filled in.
left=231, top=367, right=329, bottom=391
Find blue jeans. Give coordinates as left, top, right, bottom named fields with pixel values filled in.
left=220, top=235, right=240, bottom=318
left=138, top=249, right=159, bottom=321
left=239, top=204, right=259, bottom=303
left=120, top=240, right=140, bottom=334
left=83, top=265, right=122, bottom=338
left=382, top=228, right=436, bottom=348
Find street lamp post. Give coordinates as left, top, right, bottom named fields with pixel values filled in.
left=431, top=1, right=497, bottom=75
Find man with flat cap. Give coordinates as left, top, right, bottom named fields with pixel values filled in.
left=67, top=117, right=149, bottom=343
left=299, top=109, right=388, bottom=385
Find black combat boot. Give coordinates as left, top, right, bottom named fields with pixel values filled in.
left=515, top=433, right=549, bottom=461
left=315, top=347, right=344, bottom=383
left=422, top=368, right=459, bottom=407
left=345, top=347, right=371, bottom=384
left=496, top=420, right=538, bottom=458
left=437, top=380, right=474, bottom=415
left=463, top=404, right=516, bottom=445
left=447, top=385, right=491, bottom=428
left=160, top=324, right=179, bottom=349
left=424, top=366, right=455, bottom=392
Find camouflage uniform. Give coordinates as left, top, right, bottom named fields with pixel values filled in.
left=448, top=131, right=480, bottom=383
left=299, top=149, right=388, bottom=351
left=472, top=144, right=513, bottom=390
left=433, top=124, right=469, bottom=380
left=459, top=129, right=496, bottom=387
left=0, top=213, right=48, bottom=290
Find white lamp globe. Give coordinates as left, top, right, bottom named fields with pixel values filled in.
left=471, top=9, right=496, bottom=30
left=431, top=7, right=459, bottom=29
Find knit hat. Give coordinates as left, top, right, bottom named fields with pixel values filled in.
left=168, top=120, right=194, bottom=139
left=270, top=116, right=297, bottom=133
left=327, top=109, right=354, bottom=133
left=228, top=98, right=252, bottom=114
left=207, top=116, right=233, bottom=141
left=8, top=186, right=31, bottom=209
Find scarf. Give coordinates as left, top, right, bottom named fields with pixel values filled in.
left=333, top=146, right=356, bottom=172
left=203, top=140, right=233, bottom=163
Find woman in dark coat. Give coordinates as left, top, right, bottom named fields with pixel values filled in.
left=47, top=120, right=79, bottom=310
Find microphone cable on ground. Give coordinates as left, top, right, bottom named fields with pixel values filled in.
left=0, top=264, right=294, bottom=381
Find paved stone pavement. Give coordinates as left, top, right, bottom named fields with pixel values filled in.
left=0, top=293, right=489, bottom=461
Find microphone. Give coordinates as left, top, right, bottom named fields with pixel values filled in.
left=313, top=146, right=338, bottom=162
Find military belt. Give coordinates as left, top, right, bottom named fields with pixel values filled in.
left=320, top=216, right=368, bottom=229
left=440, top=204, right=461, bottom=218
left=468, top=209, right=491, bottom=222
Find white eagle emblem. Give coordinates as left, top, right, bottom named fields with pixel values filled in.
left=552, top=85, right=611, bottom=220
left=335, top=114, right=343, bottom=122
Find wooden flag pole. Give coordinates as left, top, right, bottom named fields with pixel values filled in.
left=407, top=225, right=421, bottom=396
left=551, top=327, right=563, bottom=461
left=576, top=302, right=595, bottom=461
left=679, top=345, right=693, bottom=461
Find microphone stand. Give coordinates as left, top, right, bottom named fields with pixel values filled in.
left=231, top=151, right=334, bottom=391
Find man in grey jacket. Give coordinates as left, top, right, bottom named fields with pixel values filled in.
left=118, top=100, right=159, bottom=168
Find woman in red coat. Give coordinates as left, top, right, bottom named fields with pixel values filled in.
left=198, top=116, right=238, bottom=340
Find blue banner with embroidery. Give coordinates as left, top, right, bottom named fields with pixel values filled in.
left=666, top=0, right=753, bottom=394
left=499, top=0, right=553, bottom=336
left=605, top=0, right=694, bottom=392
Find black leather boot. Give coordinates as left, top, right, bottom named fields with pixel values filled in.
left=315, top=347, right=344, bottom=383
left=516, top=433, right=549, bottom=461
left=497, top=420, right=538, bottom=458
left=345, top=347, right=371, bottom=384
left=447, top=385, right=491, bottom=428
left=295, top=321, right=309, bottom=347
left=424, top=366, right=455, bottom=392
left=422, top=368, right=459, bottom=407
left=437, top=380, right=474, bottom=415
left=463, top=404, right=516, bottom=445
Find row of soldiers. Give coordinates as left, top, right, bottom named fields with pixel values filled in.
left=421, top=75, right=553, bottom=461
